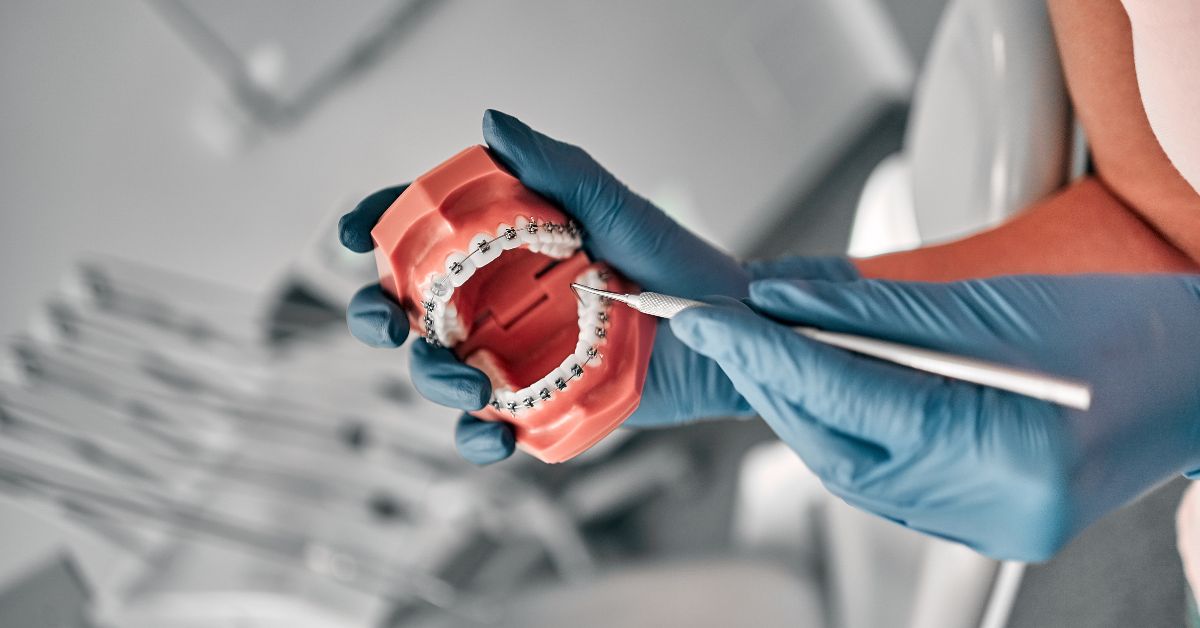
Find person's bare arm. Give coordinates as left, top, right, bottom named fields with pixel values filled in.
left=855, top=178, right=1198, bottom=281
left=852, top=0, right=1200, bottom=281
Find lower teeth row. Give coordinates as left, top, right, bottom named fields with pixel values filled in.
left=488, top=269, right=612, bottom=415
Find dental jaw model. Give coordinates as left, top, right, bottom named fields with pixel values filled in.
left=371, top=146, right=656, bottom=463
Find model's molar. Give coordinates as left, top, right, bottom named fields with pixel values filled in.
left=431, top=302, right=466, bottom=347
left=496, top=224, right=521, bottom=251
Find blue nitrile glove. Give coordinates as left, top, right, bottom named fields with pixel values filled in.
left=670, top=274, right=1200, bottom=561
left=340, top=109, right=858, bottom=464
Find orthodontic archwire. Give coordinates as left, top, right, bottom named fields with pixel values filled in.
left=489, top=271, right=612, bottom=416
left=421, top=217, right=583, bottom=347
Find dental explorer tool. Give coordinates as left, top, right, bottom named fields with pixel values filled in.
left=570, top=283, right=1092, bottom=411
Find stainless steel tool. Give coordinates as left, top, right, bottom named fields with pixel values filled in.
left=570, top=283, right=1092, bottom=411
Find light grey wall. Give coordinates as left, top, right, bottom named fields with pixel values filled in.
left=0, top=0, right=914, bottom=337
left=0, top=0, right=947, bottom=602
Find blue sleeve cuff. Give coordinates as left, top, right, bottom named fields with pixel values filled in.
left=743, top=256, right=860, bottom=282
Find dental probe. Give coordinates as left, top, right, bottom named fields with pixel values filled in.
left=570, top=283, right=1092, bottom=411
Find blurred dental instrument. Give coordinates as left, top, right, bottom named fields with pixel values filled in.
left=0, top=255, right=624, bottom=627
left=570, top=283, right=1092, bottom=411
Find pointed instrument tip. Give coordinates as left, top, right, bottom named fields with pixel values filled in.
left=571, top=282, right=619, bottom=299
left=571, top=283, right=634, bottom=309
left=570, top=282, right=602, bottom=305
left=569, top=282, right=586, bottom=305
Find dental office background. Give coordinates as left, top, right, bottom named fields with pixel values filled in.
left=0, top=1, right=1186, bottom=627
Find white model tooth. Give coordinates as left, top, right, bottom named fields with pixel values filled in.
left=578, top=321, right=600, bottom=347
left=427, top=273, right=453, bottom=304
left=574, top=340, right=593, bottom=364
left=444, top=251, right=475, bottom=288
left=537, top=375, right=558, bottom=401
left=557, top=234, right=576, bottom=258
left=515, top=387, right=538, bottom=409
left=562, top=355, right=584, bottom=379
left=495, top=388, right=517, bottom=410
left=496, top=223, right=521, bottom=251
left=533, top=223, right=556, bottom=255
left=565, top=232, right=582, bottom=251
left=579, top=295, right=602, bottom=319
left=515, top=217, right=540, bottom=248
left=584, top=269, right=604, bottom=288
left=546, top=367, right=570, bottom=393
left=439, top=304, right=466, bottom=346
left=575, top=269, right=598, bottom=289
left=555, top=362, right=581, bottom=389
left=577, top=290, right=601, bottom=316
left=470, top=232, right=501, bottom=267
left=430, top=303, right=448, bottom=346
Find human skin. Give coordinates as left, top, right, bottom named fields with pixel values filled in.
left=849, top=0, right=1200, bottom=598
left=853, top=0, right=1200, bottom=281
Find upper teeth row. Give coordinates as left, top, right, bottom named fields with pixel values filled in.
left=489, top=268, right=612, bottom=415
left=418, top=217, right=583, bottom=347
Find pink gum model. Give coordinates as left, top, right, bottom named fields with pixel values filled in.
left=371, top=146, right=656, bottom=463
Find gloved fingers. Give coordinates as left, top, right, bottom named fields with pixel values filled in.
left=347, top=283, right=409, bottom=348
left=749, top=278, right=1016, bottom=357
left=482, top=109, right=750, bottom=298
left=410, top=340, right=492, bottom=411
left=455, top=414, right=516, bottom=465
left=482, top=109, right=627, bottom=229
left=744, top=257, right=861, bottom=282
left=671, top=297, right=955, bottom=451
left=624, top=320, right=754, bottom=428
left=338, top=184, right=409, bottom=253
left=720, top=362, right=892, bottom=486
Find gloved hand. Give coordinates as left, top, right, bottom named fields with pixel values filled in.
left=339, top=109, right=858, bottom=464
left=670, top=274, right=1200, bottom=560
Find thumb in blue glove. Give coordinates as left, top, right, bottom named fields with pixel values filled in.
left=670, top=275, right=1200, bottom=561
